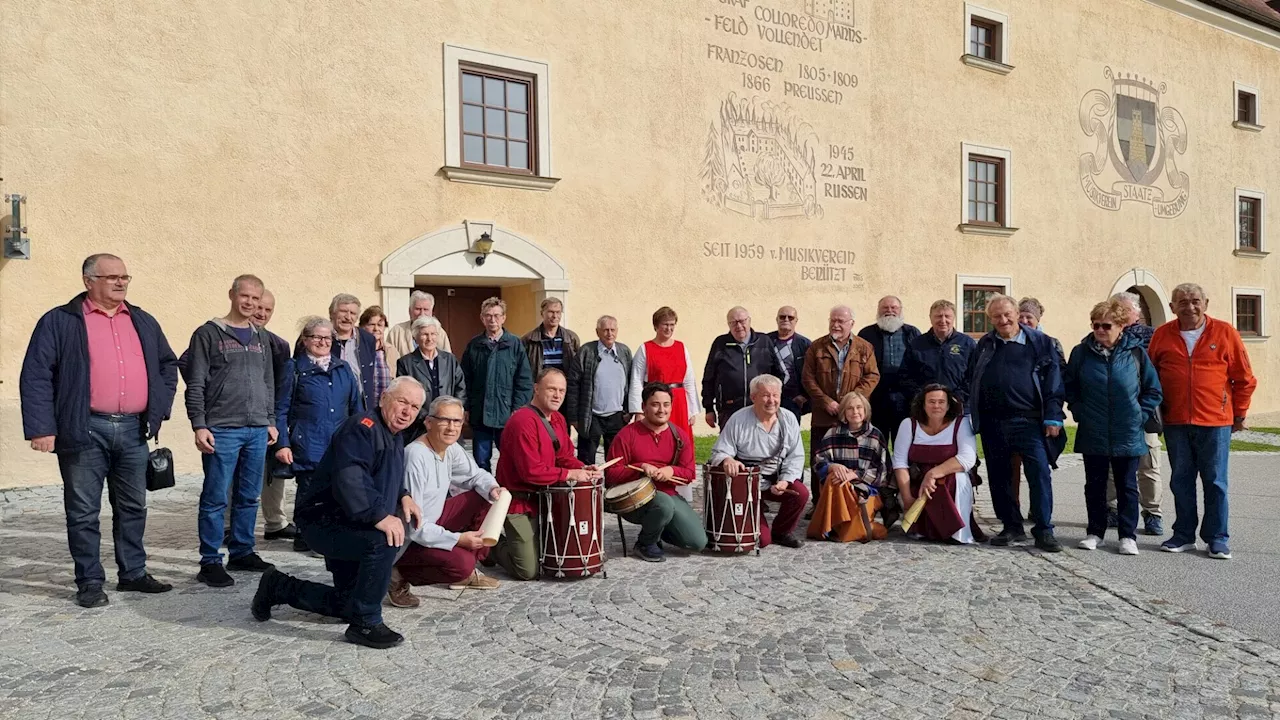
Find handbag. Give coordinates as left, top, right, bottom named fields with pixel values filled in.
left=1131, top=347, right=1163, bottom=434
left=145, top=432, right=176, bottom=492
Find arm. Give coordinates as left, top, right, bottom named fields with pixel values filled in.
left=1063, top=346, right=1082, bottom=420
left=564, top=351, right=584, bottom=427
left=1227, top=331, right=1258, bottom=420
left=898, top=344, right=922, bottom=406
left=19, top=315, right=59, bottom=440
left=263, top=334, right=276, bottom=424
left=603, top=430, right=635, bottom=486
left=154, top=324, right=180, bottom=427
left=439, top=327, right=452, bottom=353
left=779, top=418, right=805, bottom=481
left=627, top=345, right=647, bottom=415
left=671, top=429, right=697, bottom=483
left=853, top=345, right=880, bottom=397
left=801, top=346, right=831, bottom=410
left=452, top=360, right=468, bottom=407
left=681, top=345, right=702, bottom=415
left=556, top=415, right=586, bottom=470
left=508, top=415, right=571, bottom=485
left=512, top=347, right=534, bottom=409
left=1041, top=345, right=1066, bottom=425
left=708, top=420, right=737, bottom=467
left=329, top=423, right=390, bottom=525
left=867, top=429, right=887, bottom=486
left=274, top=358, right=295, bottom=448
left=891, top=419, right=912, bottom=471
left=954, top=417, right=977, bottom=471
left=346, top=367, right=362, bottom=416
left=183, top=329, right=212, bottom=429
left=700, top=344, right=718, bottom=417
left=449, top=445, right=499, bottom=497
left=404, top=450, right=462, bottom=550
left=1137, top=352, right=1163, bottom=424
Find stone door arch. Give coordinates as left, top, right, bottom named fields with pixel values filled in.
left=1109, top=268, right=1170, bottom=326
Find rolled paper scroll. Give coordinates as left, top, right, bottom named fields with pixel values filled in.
left=479, top=489, right=512, bottom=547
left=900, top=488, right=932, bottom=533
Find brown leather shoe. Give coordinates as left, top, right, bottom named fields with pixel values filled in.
left=448, top=569, right=500, bottom=591
left=386, top=569, right=420, bottom=608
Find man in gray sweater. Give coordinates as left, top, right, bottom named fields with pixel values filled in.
left=185, top=274, right=278, bottom=587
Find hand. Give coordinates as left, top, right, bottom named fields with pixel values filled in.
left=1232, top=417, right=1247, bottom=433
left=652, top=466, right=676, bottom=483
left=705, top=411, right=717, bottom=428
left=639, top=463, right=661, bottom=478
left=400, top=495, right=423, bottom=529
left=793, top=395, right=807, bottom=408
left=688, top=414, right=698, bottom=428
left=1044, top=424, right=1061, bottom=438
left=30, top=436, right=55, bottom=453
left=631, top=413, right=644, bottom=423
left=921, top=473, right=938, bottom=498
left=828, top=465, right=852, bottom=486
left=490, top=486, right=506, bottom=502
left=825, top=400, right=839, bottom=415
left=194, top=428, right=216, bottom=454
left=721, top=458, right=745, bottom=476
left=770, top=480, right=790, bottom=496
left=267, top=426, right=279, bottom=445
left=456, top=530, right=485, bottom=550
left=274, top=447, right=293, bottom=465
left=375, top=514, right=405, bottom=547
left=565, top=468, right=599, bottom=483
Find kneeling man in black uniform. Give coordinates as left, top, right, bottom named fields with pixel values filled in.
left=252, top=376, right=425, bottom=649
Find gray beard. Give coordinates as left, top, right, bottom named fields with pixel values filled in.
left=876, top=315, right=904, bottom=333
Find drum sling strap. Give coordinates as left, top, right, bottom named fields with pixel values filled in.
left=528, top=405, right=560, bottom=452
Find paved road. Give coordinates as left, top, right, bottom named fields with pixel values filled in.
left=1046, top=453, right=1280, bottom=648
left=2, top=468, right=1279, bottom=720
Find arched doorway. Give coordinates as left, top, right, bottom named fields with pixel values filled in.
left=377, top=220, right=571, bottom=334
left=1109, top=269, right=1169, bottom=326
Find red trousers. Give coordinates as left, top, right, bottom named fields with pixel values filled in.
left=395, top=491, right=491, bottom=585
left=759, top=480, right=810, bottom=547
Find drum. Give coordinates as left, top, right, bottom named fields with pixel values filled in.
left=539, top=478, right=606, bottom=578
left=604, top=478, right=656, bottom=515
left=703, top=465, right=761, bottom=553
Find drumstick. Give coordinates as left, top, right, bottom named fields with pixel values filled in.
left=627, top=464, right=694, bottom=485
left=596, top=457, right=622, bottom=471
left=626, top=464, right=647, bottom=473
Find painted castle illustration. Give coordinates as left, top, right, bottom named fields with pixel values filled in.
left=805, top=0, right=855, bottom=27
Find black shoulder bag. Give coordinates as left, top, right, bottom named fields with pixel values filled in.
left=146, top=431, right=176, bottom=492
left=529, top=406, right=561, bottom=452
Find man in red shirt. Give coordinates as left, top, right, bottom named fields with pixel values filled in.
left=604, top=383, right=707, bottom=561
left=492, top=369, right=601, bottom=580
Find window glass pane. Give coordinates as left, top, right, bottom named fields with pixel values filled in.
left=486, top=137, right=507, bottom=166
left=508, top=112, right=528, bottom=140
left=463, top=134, right=484, bottom=163
left=484, top=77, right=505, bottom=106
left=508, top=141, right=528, bottom=170
left=463, top=104, right=483, bottom=134
left=462, top=73, right=483, bottom=103
left=507, top=81, right=528, bottom=112
left=485, top=108, right=506, bottom=136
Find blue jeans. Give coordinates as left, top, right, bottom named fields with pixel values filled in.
left=1164, top=425, right=1231, bottom=544
left=290, top=521, right=398, bottom=627
left=980, top=417, right=1055, bottom=536
left=56, top=414, right=150, bottom=590
left=198, top=427, right=268, bottom=565
left=1083, top=455, right=1140, bottom=540
left=471, top=423, right=503, bottom=472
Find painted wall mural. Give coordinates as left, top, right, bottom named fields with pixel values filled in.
left=1079, top=68, right=1190, bottom=218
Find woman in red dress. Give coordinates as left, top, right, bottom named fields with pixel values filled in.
left=628, top=306, right=701, bottom=449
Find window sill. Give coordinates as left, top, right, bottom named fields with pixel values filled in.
left=1242, top=335, right=1270, bottom=343
left=958, top=223, right=1018, bottom=237
left=440, top=166, right=560, bottom=191
left=961, top=54, right=1014, bottom=75
left=1233, top=248, right=1270, bottom=258
left=1232, top=121, right=1265, bottom=132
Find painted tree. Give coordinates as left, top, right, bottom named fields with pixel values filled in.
left=699, top=123, right=725, bottom=206
left=753, top=151, right=787, bottom=202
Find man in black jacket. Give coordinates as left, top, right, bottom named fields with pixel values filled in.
left=856, top=296, right=921, bottom=446
left=20, top=254, right=179, bottom=608
left=703, top=306, right=784, bottom=428
left=768, top=306, right=812, bottom=422
left=252, top=376, right=425, bottom=649
left=901, top=299, right=977, bottom=409
left=328, top=293, right=380, bottom=409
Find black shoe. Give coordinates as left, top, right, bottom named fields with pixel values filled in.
left=226, top=553, right=275, bottom=572
left=634, top=542, right=665, bottom=563
left=344, top=623, right=405, bottom=649
left=196, top=563, right=235, bottom=588
left=75, top=586, right=109, bottom=608
left=223, top=528, right=231, bottom=547
left=1034, top=533, right=1064, bottom=553
left=117, top=574, right=172, bottom=594
left=989, top=529, right=1028, bottom=547
left=252, top=567, right=284, bottom=622
left=292, top=536, right=311, bottom=553
left=775, top=533, right=805, bottom=549
left=264, top=524, right=299, bottom=540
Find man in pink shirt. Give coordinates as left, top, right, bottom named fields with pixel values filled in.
left=21, top=254, right=180, bottom=608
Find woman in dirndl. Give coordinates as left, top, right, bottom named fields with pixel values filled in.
left=892, top=383, right=982, bottom=544
left=629, top=306, right=701, bottom=502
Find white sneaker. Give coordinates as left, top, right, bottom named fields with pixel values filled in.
left=1118, top=538, right=1139, bottom=556
left=1077, top=535, right=1102, bottom=551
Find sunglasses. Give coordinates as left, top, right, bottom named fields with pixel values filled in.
left=777, top=315, right=796, bottom=320
left=1091, top=322, right=1113, bottom=331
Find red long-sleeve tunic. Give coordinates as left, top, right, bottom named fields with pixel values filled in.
left=603, top=421, right=695, bottom=496
left=495, top=406, right=585, bottom=515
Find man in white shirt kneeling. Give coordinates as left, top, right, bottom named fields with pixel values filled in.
left=388, top=395, right=503, bottom=607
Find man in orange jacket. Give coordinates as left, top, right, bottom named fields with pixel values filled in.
left=1147, top=283, right=1256, bottom=560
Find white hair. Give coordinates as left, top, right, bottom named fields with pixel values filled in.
left=384, top=375, right=426, bottom=403
left=329, top=293, right=361, bottom=316
left=428, top=395, right=464, bottom=416
left=749, top=374, right=783, bottom=395
left=1172, top=283, right=1207, bottom=300
left=411, top=316, right=442, bottom=333
left=410, top=290, right=435, bottom=308
left=984, top=294, right=1018, bottom=315
left=829, top=304, right=853, bottom=320
left=301, top=316, right=333, bottom=336
left=596, top=315, right=617, bottom=329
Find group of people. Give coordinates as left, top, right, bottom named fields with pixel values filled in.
left=20, top=252, right=1257, bottom=650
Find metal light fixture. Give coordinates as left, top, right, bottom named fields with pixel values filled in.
left=473, top=231, right=494, bottom=266
left=4, top=194, right=30, bottom=260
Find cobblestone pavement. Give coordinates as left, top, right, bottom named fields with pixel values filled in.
left=3, top=472, right=1280, bottom=720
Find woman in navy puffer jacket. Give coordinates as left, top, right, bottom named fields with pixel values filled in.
left=1064, top=300, right=1163, bottom=556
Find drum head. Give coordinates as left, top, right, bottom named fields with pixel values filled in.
left=606, top=478, right=647, bottom=499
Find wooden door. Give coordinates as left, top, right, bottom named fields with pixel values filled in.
left=418, top=285, right=502, bottom=359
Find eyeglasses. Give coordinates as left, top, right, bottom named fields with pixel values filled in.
left=429, top=416, right=464, bottom=427
left=729, top=318, right=750, bottom=326
left=88, top=275, right=132, bottom=284
left=777, top=315, right=796, bottom=320
left=304, top=334, right=334, bottom=343
left=1091, top=322, right=1113, bottom=331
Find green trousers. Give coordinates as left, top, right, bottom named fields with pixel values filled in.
left=491, top=514, right=539, bottom=581
left=621, top=492, right=708, bottom=550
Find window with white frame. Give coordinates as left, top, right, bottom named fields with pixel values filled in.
left=963, top=4, right=1012, bottom=74
left=1232, top=287, right=1267, bottom=339
left=443, top=44, right=557, bottom=191
left=1235, top=188, right=1267, bottom=255
left=960, top=143, right=1015, bottom=234
left=1234, top=81, right=1263, bottom=130
left=956, top=274, right=1012, bottom=336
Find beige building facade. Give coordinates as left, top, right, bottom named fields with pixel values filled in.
left=1, top=0, right=1276, bottom=488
